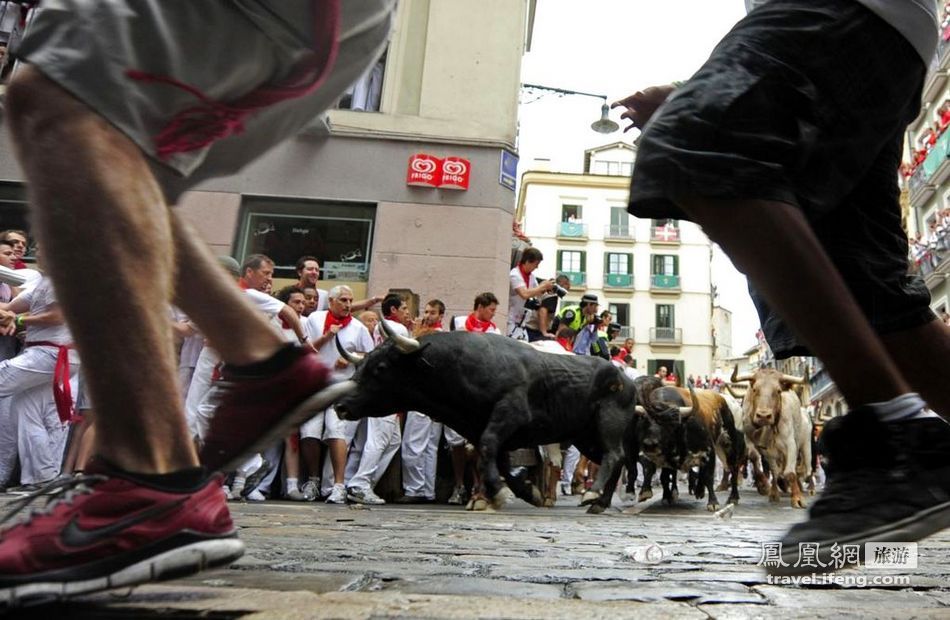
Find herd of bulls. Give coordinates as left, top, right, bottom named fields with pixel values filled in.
left=333, top=324, right=815, bottom=513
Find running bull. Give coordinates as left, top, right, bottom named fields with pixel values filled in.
left=333, top=321, right=692, bottom=513
left=630, top=377, right=742, bottom=511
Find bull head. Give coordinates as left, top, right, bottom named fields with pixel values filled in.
left=335, top=335, right=365, bottom=366
left=379, top=314, right=422, bottom=353
left=731, top=364, right=754, bottom=384
left=779, top=373, right=806, bottom=386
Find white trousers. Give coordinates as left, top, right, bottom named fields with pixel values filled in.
left=184, top=346, right=219, bottom=441
left=17, top=382, right=67, bottom=485
left=401, top=411, right=440, bottom=499
left=0, top=348, right=76, bottom=486
left=343, top=415, right=401, bottom=492
left=561, top=445, right=581, bottom=484
left=319, top=417, right=359, bottom=496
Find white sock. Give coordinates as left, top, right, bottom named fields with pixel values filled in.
left=867, top=393, right=942, bottom=423
left=286, top=477, right=298, bottom=493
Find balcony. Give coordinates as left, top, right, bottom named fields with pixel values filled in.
left=618, top=326, right=634, bottom=341
left=923, top=69, right=949, bottom=105
left=909, top=165, right=935, bottom=207
left=604, top=224, right=634, bottom=243
left=603, top=273, right=634, bottom=289
left=650, top=225, right=680, bottom=244
left=924, top=129, right=950, bottom=185
left=561, top=271, right=587, bottom=288
left=558, top=221, right=588, bottom=240
left=649, top=327, right=682, bottom=347
left=650, top=273, right=681, bottom=294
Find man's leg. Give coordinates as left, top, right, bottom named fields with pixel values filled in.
left=6, top=68, right=196, bottom=474
left=880, top=320, right=950, bottom=417
left=678, top=197, right=909, bottom=407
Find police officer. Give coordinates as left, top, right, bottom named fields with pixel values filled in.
left=558, top=294, right=600, bottom=355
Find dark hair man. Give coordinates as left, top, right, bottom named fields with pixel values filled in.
left=508, top=247, right=554, bottom=339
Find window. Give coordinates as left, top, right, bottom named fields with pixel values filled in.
left=557, top=249, right=585, bottom=273
left=593, top=160, right=633, bottom=176
left=651, top=254, right=679, bottom=276
left=605, top=252, right=632, bottom=275
left=237, top=197, right=376, bottom=280
left=609, top=206, right=630, bottom=236
left=337, top=50, right=387, bottom=111
left=656, top=304, right=675, bottom=328
left=652, top=218, right=679, bottom=228
left=608, top=303, right=629, bottom=326
left=561, top=204, right=582, bottom=222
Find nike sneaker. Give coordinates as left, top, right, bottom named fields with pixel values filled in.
left=0, top=463, right=244, bottom=607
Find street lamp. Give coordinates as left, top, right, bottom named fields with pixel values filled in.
left=521, top=83, right=619, bottom=134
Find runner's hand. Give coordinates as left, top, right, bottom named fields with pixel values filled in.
left=611, top=84, right=677, bottom=133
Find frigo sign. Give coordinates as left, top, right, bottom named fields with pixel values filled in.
left=406, top=154, right=471, bottom=190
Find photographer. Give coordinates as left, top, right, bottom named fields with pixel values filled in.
left=507, top=247, right=555, bottom=339
left=523, top=273, right=570, bottom=342
left=557, top=294, right=601, bottom=355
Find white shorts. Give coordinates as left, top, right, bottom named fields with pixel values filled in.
left=300, top=405, right=357, bottom=442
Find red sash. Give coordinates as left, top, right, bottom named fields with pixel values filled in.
left=25, top=341, right=77, bottom=424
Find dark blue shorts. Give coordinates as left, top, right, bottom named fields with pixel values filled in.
left=628, top=0, right=935, bottom=357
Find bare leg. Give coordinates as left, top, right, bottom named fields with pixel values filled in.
left=6, top=68, right=193, bottom=473
left=76, top=421, right=97, bottom=472
left=679, top=198, right=910, bottom=408
left=300, top=437, right=323, bottom=481
left=450, top=445, right=467, bottom=488
left=328, top=438, right=348, bottom=484
left=880, top=320, right=950, bottom=417
left=284, top=435, right=301, bottom=481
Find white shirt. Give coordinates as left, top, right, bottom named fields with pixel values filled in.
left=305, top=310, right=374, bottom=382
left=508, top=266, right=538, bottom=328
left=245, top=288, right=284, bottom=319
left=171, top=307, right=204, bottom=368
left=374, top=317, right=408, bottom=346
left=19, top=276, right=79, bottom=362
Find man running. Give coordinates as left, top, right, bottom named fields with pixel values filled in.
left=0, top=0, right=395, bottom=604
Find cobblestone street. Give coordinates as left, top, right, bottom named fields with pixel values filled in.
left=16, top=485, right=950, bottom=619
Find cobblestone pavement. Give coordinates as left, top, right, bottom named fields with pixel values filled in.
left=8, top=484, right=950, bottom=619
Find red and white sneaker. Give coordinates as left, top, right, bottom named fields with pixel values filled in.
left=199, top=346, right=355, bottom=473
left=0, top=466, right=244, bottom=607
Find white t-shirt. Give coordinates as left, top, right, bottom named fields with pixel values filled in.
left=244, top=288, right=284, bottom=319
left=508, top=266, right=538, bottom=329
left=171, top=307, right=204, bottom=368
left=374, top=317, right=408, bottom=345
left=305, top=310, right=374, bottom=382
left=19, top=276, right=79, bottom=362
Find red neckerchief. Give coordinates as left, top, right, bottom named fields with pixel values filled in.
left=430, top=320, right=443, bottom=331
left=238, top=279, right=250, bottom=290
left=465, top=313, right=496, bottom=333
left=556, top=337, right=573, bottom=352
left=13, top=260, right=26, bottom=270
left=324, top=311, right=352, bottom=335
left=517, top=264, right=531, bottom=287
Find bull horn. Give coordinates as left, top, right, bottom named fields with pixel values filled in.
left=780, top=373, right=805, bottom=385
left=678, top=384, right=700, bottom=417
left=379, top=314, right=421, bottom=353
left=335, top=335, right=365, bottom=365
left=635, top=405, right=647, bottom=414
left=725, top=384, right=745, bottom=399
left=731, top=364, right=754, bottom=384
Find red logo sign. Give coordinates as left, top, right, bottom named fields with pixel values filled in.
left=407, top=154, right=441, bottom=187
left=406, top=154, right=471, bottom=190
left=439, top=157, right=470, bottom=190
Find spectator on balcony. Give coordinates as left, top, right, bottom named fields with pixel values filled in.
left=507, top=247, right=554, bottom=340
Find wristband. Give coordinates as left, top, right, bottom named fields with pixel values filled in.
left=15, top=315, right=23, bottom=328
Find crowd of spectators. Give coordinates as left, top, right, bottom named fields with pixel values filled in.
left=910, top=207, right=950, bottom=275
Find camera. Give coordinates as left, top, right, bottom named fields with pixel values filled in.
left=540, top=277, right=567, bottom=298
left=524, top=297, right=542, bottom=311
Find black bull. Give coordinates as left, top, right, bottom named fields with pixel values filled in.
left=334, top=329, right=688, bottom=512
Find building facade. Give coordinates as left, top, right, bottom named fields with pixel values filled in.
left=516, top=143, right=716, bottom=380
left=0, top=1, right=536, bottom=322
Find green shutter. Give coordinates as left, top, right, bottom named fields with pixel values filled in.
left=673, top=255, right=679, bottom=276
left=557, top=250, right=564, bottom=272
left=580, top=251, right=586, bottom=272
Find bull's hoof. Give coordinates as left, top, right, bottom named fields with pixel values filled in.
left=580, top=489, right=602, bottom=506
left=466, top=495, right=490, bottom=511
left=716, top=480, right=730, bottom=492
left=671, top=489, right=679, bottom=502
left=694, top=487, right=706, bottom=500
left=768, top=492, right=780, bottom=504
left=756, top=484, right=770, bottom=496
left=706, top=502, right=720, bottom=512
left=791, top=496, right=807, bottom=509
left=728, top=492, right=740, bottom=505
left=586, top=503, right=606, bottom=515
left=543, top=497, right=556, bottom=508
left=491, top=486, right=515, bottom=509
left=638, top=489, right=653, bottom=502
left=807, top=483, right=816, bottom=496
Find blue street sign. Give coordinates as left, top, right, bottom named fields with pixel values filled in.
left=499, top=150, right=518, bottom=191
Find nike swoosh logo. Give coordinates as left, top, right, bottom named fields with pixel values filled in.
left=60, top=498, right=188, bottom=548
